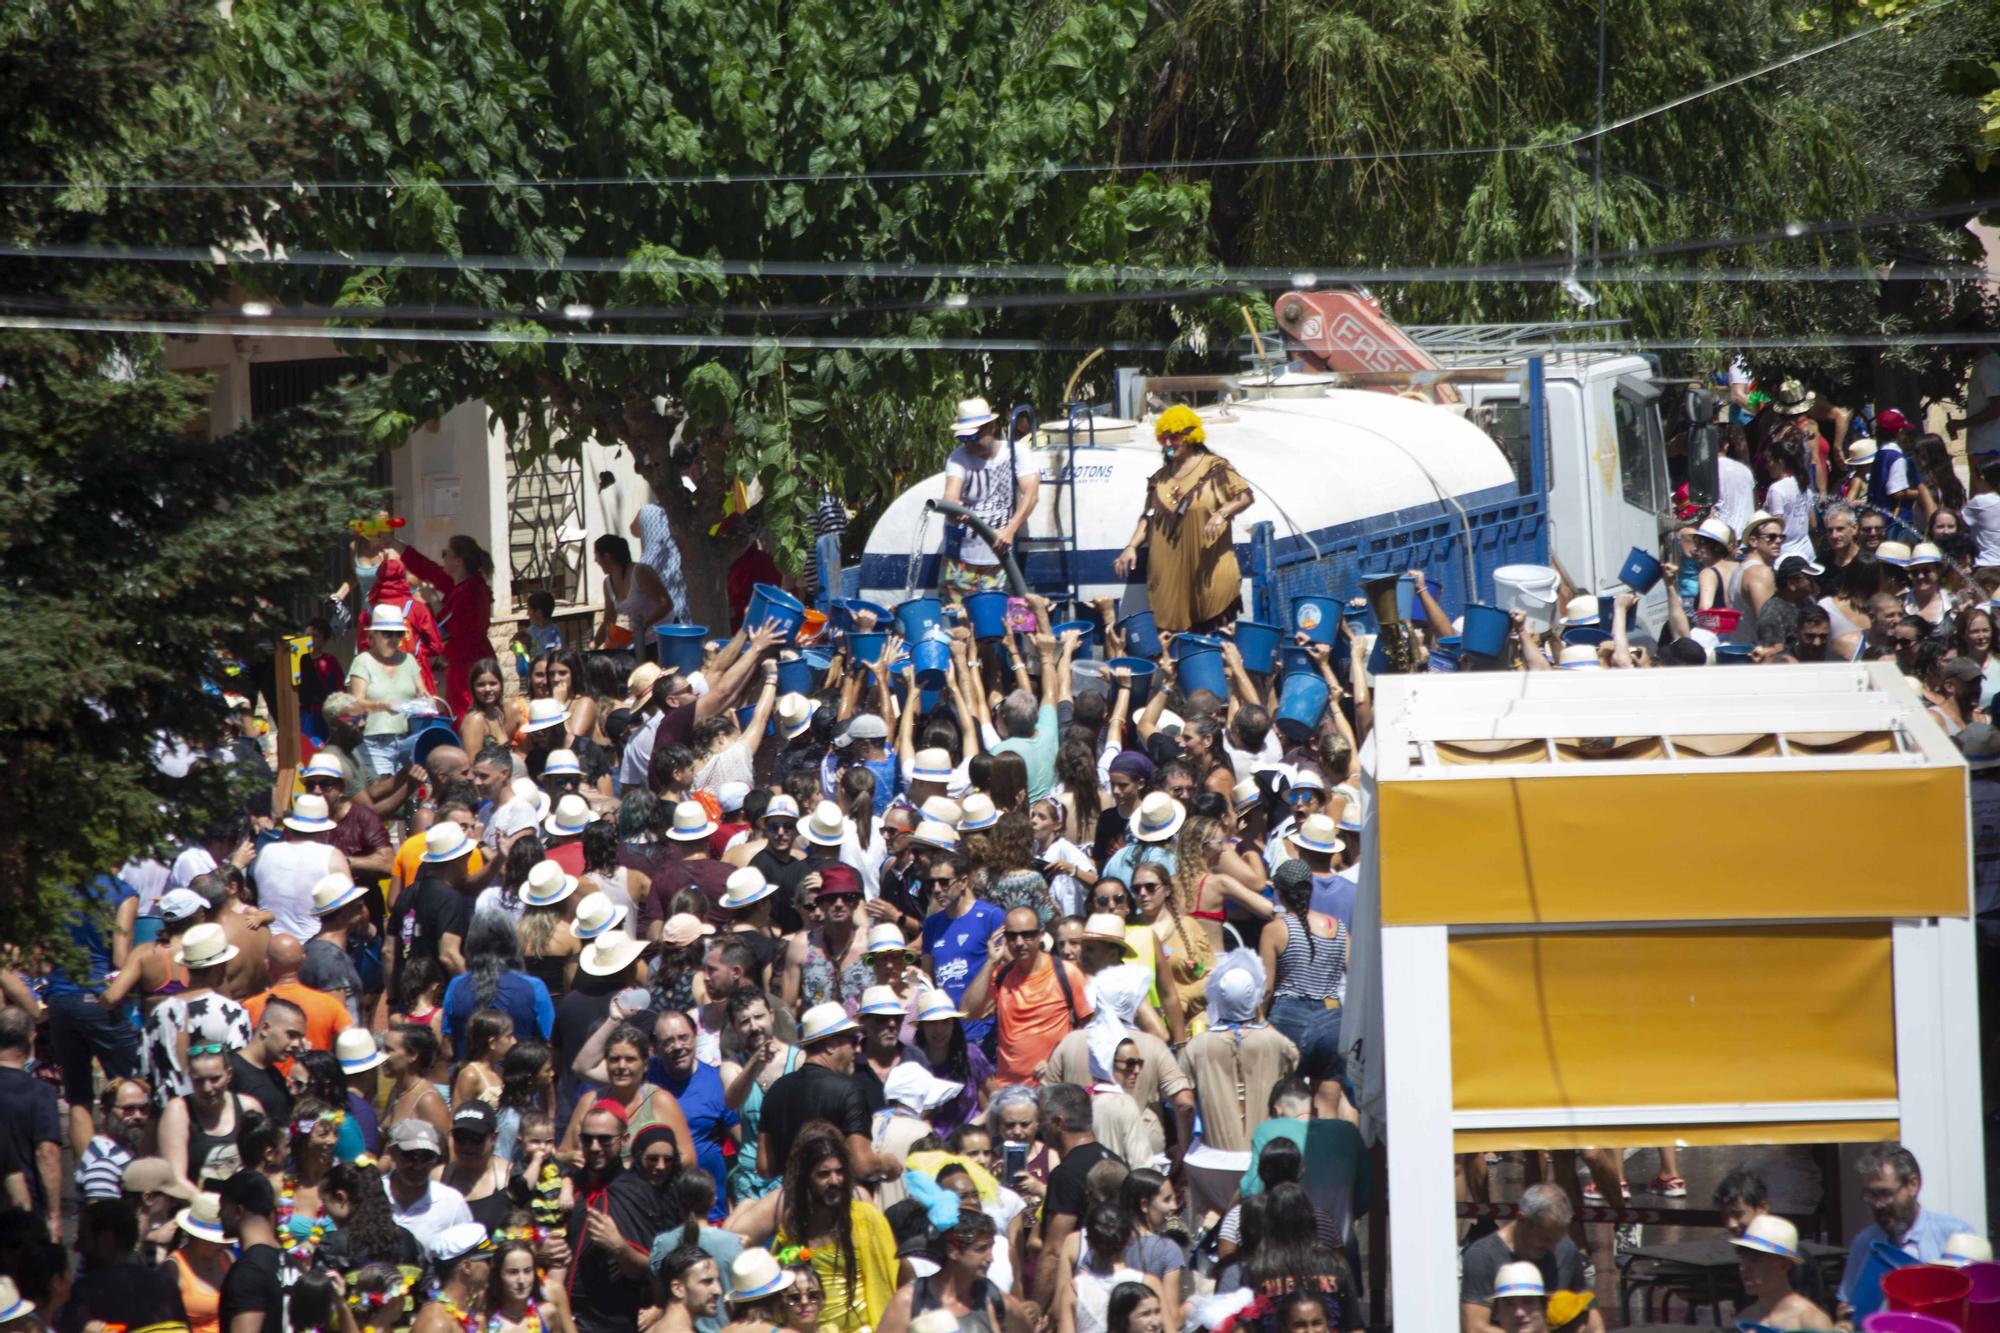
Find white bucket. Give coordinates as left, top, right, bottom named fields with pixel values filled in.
left=1493, top=564, right=1561, bottom=632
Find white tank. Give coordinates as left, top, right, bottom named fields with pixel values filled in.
left=856, top=390, right=1517, bottom=614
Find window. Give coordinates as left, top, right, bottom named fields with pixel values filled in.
left=1614, top=389, right=1664, bottom=515
left=1478, top=400, right=1534, bottom=496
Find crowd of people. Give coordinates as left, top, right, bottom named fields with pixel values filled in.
left=1, top=381, right=1994, bottom=1333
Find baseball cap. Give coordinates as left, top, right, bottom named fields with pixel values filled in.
left=1775, top=554, right=1824, bottom=579
left=389, top=1120, right=443, bottom=1154
left=452, top=1102, right=498, bottom=1137
left=216, top=1168, right=276, bottom=1216
left=158, top=889, right=206, bottom=924
left=1944, top=656, right=1984, bottom=684
left=122, top=1157, right=197, bottom=1201
left=844, top=714, right=889, bottom=744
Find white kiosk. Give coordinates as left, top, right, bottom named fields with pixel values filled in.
left=1340, top=663, right=1984, bottom=1330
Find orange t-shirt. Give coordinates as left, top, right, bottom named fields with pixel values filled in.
left=243, top=981, right=349, bottom=1072
left=994, top=955, right=1093, bottom=1085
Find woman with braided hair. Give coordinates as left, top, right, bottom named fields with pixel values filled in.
left=1112, top=405, right=1254, bottom=634
left=1257, top=859, right=1347, bottom=1085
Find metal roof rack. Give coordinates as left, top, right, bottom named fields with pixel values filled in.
left=1232, top=318, right=1639, bottom=368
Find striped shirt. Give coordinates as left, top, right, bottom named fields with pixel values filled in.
left=76, top=1136, right=132, bottom=1201
left=635, top=503, right=690, bottom=623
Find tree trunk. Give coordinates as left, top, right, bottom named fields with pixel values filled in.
left=618, top=396, right=751, bottom=632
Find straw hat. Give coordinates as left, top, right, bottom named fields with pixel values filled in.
left=572, top=892, right=628, bottom=940
left=175, top=1192, right=229, bottom=1243
left=913, top=990, right=966, bottom=1022
left=910, top=748, right=955, bottom=783
left=796, top=1001, right=859, bottom=1045
left=665, top=799, right=719, bottom=842
left=1286, top=767, right=1329, bottom=797
left=721, top=866, right=777, bottom=910
left=308, top=873, right=365, bottom=917
left=957, top=792, right=1000, bottom=832
left=1906, top=541, right=1946, bottom=568
left=122, top=1157, right=196, bottom=1202
left=1943, top=1232, right=1993, bottom=1267
left=775, top=693, right=814, bottom=741
left=509, top=777, right=551, bottom=821
left=627, top=662, right=665, bottom=700
left=542, top=749, right=585, bottom=777
left=910, top=819, right=960, bottom=852
left=0, top=1277, right=32, bottom=1326
left=660, top=914, right=715, bottom=948
left=1491, top=1261, right=1546, bottom=1300
left=543, top=793, right=592, bottom=838
left=763, top=794, right=801, bottom=823
left=368, top=603, right=409, bottom=636
left=726, top=1249, right=797, bottom=1303
left=1693, top=516, right=1736, bottom=548
left=1845, top=436, right=1879, bottom=466
left=334, top=1026, right=388, bottom=1074
left=863, top=924, right=915, bottom=959
left=1082, top=914, right=1139, bottom=959
left=1878, top=540, right=1913, bottom=567
left=801, top=800, right=852, bottom=847
left=173, top=923, right=239, bottom=969
left=1293, top=813, right=1343, bottom=855
left=578, top=928, right=647, bottom=977
left=1231, top=777, right=1261, bottom=812
left=1773, top=377, right=1815, bottom=416
left=421, top=820, right=477, bottom=864
left=1558, top=643, right=1603, bottom=669
left=1561, top=595, right=1601, bottom=627
left=857, top=984, right=908, bottom=1017
left=300, top=752, right=347, bottom=785
left=284, top=793, right=338, bottom=834
left=522, top=697, right=570, bottom=733
left=1130, top=793, right=1185, bottom=843
left=920, top=796, right=964, bottom=828
left=951, top=396, right=999, bottom=439
left=1730, top=1214, right=1802, bottom=1263
left=521, top=860, right=579, bottom=908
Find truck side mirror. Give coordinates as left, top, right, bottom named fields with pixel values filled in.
left=1684, top=388, right=1721, bottom=509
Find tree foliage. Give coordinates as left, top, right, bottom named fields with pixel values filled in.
left=232, top=0, right=1216, bottom=612
left=0, top=0, right=380, bottom=934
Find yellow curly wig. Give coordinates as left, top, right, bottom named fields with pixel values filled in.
left=1153, top=403, right=1205, bottom=444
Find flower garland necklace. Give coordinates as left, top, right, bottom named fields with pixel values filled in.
left=487, top=1298, right=545, bottom=1333
left=275, top=1172, right=329, bottom=1263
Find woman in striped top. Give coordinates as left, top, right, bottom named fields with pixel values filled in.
left=1257, top=858, right=1348, bottom=1085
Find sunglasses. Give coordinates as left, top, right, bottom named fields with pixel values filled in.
left=188, top=1043, right=227, bottom=1056
left=785, top=1291, right=823, bottom=1306
left=1091, top=895, right=1129, bottom=909
left=398, top=1150, right=439, bottom=1165
left=1003, top=929, right=1040, bottom=941
left=1113, top=1058, right=1145, bottom=1071
left=451, top=1129, right=490, bottom=1144
left=927, top=876, right=958, bottom=888
left=817, top=891, right=862, bottom=903
left=579, top=1133, right=619, bottom=1146
left=303, top=777, right=343, bottom=790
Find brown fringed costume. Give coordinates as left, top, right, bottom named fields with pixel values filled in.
left=1138, top=450, right=1251, bottom=632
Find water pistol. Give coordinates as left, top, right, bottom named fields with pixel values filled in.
left=349, top=514, right=407, bottom=538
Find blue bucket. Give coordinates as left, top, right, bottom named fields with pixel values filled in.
left=1276, top=672, right=1330, bottom=742
left=912, top=637, right=953, bottom=690
left=1280, top=644, right=1321, bottom=679
left=1106, top=657, right=1156, bottom=704
left=896, top=597, right=944, bottom=643
left=1177, top=639, right=1228, bottom=697
left=1717, top=643, right=1756, bottom=665
left=1849, top=1239, right=1923, bottom=1320
left=919, top=687, right=941, bottom=715
left=745, top=583, right=807, bottom=644
left=871, top=650, right=912, bottom=685
left=802, top=648, right=832, bottom=690
left=847, top=630, right=889, bottom=668
left=1395, top=574, right=1441, bottom=622
left=1461, top=604, right=1511, bottom=658
left=1293, top=595, right=1343, bottom=645
left=734, top=704, right=758, bottom=734
left=1118, top=610, right=1161, bottom=659
left=775, top=653, right=815, bottom=696
left=1231, top=620, right=1283, bottom=674
left=653, top=624, right=708, bottom=673
left=411, top=717, right=461, bottom=770
left=1170, top=632, right=1222, bottom=662
left=1430, top=636, right=1462, bottom=674
left=1619, top=546, right=1664, bottom=594
left=1561, top=627, right=1612, bottom=648
left=965, top=590, right=1010, bottom=640
left=1052, top=620, right=1099, bottom=656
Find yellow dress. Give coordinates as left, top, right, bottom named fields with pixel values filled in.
left=776, top=1200, right=897, bottom=1333
left=1140, top=451, right=1251, bottom=631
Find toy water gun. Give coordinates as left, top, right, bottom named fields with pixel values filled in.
left=349, top=514, right=407, bottom=538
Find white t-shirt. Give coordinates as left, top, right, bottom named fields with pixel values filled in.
left=384, top=1178, right=474, bottom=1249
left=169, top=845, right=217, bottom=891
left=1716, top=456, right=1755, bottom=542
left=944, top=443, right=1018, bottom=566
left=1965, top=493, right=2000, bottom=568
left=1766, top=475, right=1815, bottom=561
left=1037, top=837, right=1096, bottom=918
left=1969, top=351, right=2000, bottom=458
left=119, top=860, right=170, bottom=917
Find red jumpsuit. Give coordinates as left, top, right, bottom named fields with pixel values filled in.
left=395, top=546, right=493, bottom=720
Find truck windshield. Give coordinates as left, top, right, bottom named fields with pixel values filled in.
left=1614, top=388, right=1664, bottom=515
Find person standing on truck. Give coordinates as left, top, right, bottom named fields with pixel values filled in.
left=1112, top=405, right=1255, bottom=634
left=941, top=396, right=1038, bottom=601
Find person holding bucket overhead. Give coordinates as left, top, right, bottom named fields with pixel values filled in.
left=1112, top=405, right=1254, bottom=634
left=941, top=396, right=1038, bottom=601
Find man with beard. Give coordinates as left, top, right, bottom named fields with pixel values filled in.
left=74, top=1078, right=156, bottom=1202
left=1835, top=1143, right=1972, bottom=1322
left=572, top=1011, right=735, bottom=1220
left=567, top=1104, right=679, bottom=1333
left=774, top=1123, right=898, bottom=1333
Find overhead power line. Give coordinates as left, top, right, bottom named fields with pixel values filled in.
left=0, top=0, right=1958, bottom=195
